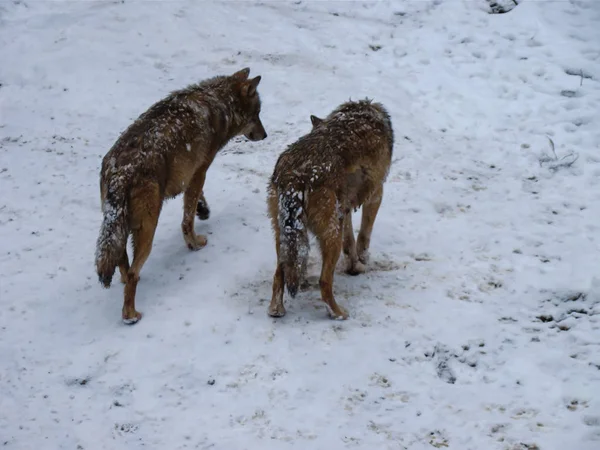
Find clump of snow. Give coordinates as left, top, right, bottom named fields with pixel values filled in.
left=1, top=0, right=599, bottom=449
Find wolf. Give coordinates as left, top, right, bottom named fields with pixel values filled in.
left=95, top=67, right=267, bottom=324
left=266, top=99, right=393, bottom=319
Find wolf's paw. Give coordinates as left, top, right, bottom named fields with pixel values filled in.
left=300, top=275, right=319, bottom=291
left=122, top=310, right=142, bottom=325
left=326, top=304, right=349, bottom=320
left=268, top=302, right=286, bottom=318
left=345, top=260, right=366, bottom=276
left=358, top=250, right=370, bottom=265
left=185, top=234, right=208, bottom=251
left=196, top=201, right=210, bottom=220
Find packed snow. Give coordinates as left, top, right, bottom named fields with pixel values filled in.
left=1, top=0, right=599, bottom=449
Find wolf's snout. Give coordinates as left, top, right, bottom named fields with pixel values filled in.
left=247, top=122, right=267, bottom=141
left=248, top=131, right=267, bottom=141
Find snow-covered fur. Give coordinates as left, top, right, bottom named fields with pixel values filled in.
left=95, top=67, right=267, bottom=324
left=267, top=99, right=393, bottom=320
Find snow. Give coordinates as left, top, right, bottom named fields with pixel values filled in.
left=1, top=0, right=600, bottom=448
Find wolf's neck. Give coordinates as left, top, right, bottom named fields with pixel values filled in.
left=210, top=101, right=242, bottom=151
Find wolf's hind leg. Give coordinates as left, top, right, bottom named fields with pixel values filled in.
left=267, top=194, right=286, bottom=317
left=123, top=182, right=161, bottom=324
left=312, top=191, right=348, bottom=320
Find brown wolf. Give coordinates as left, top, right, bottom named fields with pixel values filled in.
left=95, top=67, right=267, bottom=324
left=267, top=99, right=393, bottom=319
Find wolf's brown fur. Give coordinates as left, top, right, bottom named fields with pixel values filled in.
left=267, top=99, right=393, bottom=319
left=95, top=67, right=267, bottom=324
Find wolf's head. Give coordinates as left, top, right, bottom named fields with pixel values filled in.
left=231, top=67, right=267, bottom=141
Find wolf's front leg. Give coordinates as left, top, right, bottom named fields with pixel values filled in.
left=196, top=191, right=210, bottom=220
left=343, top=212, right=365, bottom=276
left=356, top=185, right=383, bottom=264
left=182, top=168, right=209, bottom=251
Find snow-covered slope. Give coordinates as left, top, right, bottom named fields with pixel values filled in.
left=1, top=1, right=599, bottom=448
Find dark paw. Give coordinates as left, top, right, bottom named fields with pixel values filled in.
left=196, top=201, right=210, bottom=220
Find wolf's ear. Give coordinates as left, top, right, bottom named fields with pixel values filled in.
left=232, top=67, right=250, bottom=81
left=242, top=75, right=261, bottom=97
left=310, top=115, right=323, bottom=128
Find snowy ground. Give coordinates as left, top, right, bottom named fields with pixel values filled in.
left=1, top=0, right=600, bottom=448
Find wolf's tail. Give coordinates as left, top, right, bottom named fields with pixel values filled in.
left=95, top=182, right=129, bottom=288
left=277, top=183, right=309, bottom=298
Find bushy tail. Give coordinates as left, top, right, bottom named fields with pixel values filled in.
left=95, top=186, right=129, bottom=288
left=278, top=185, right=309, bottom=298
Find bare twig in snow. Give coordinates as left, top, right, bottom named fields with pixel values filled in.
left=547, top=136, right=557, bottom=160
left=538, top=136, right=579, bottom=172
